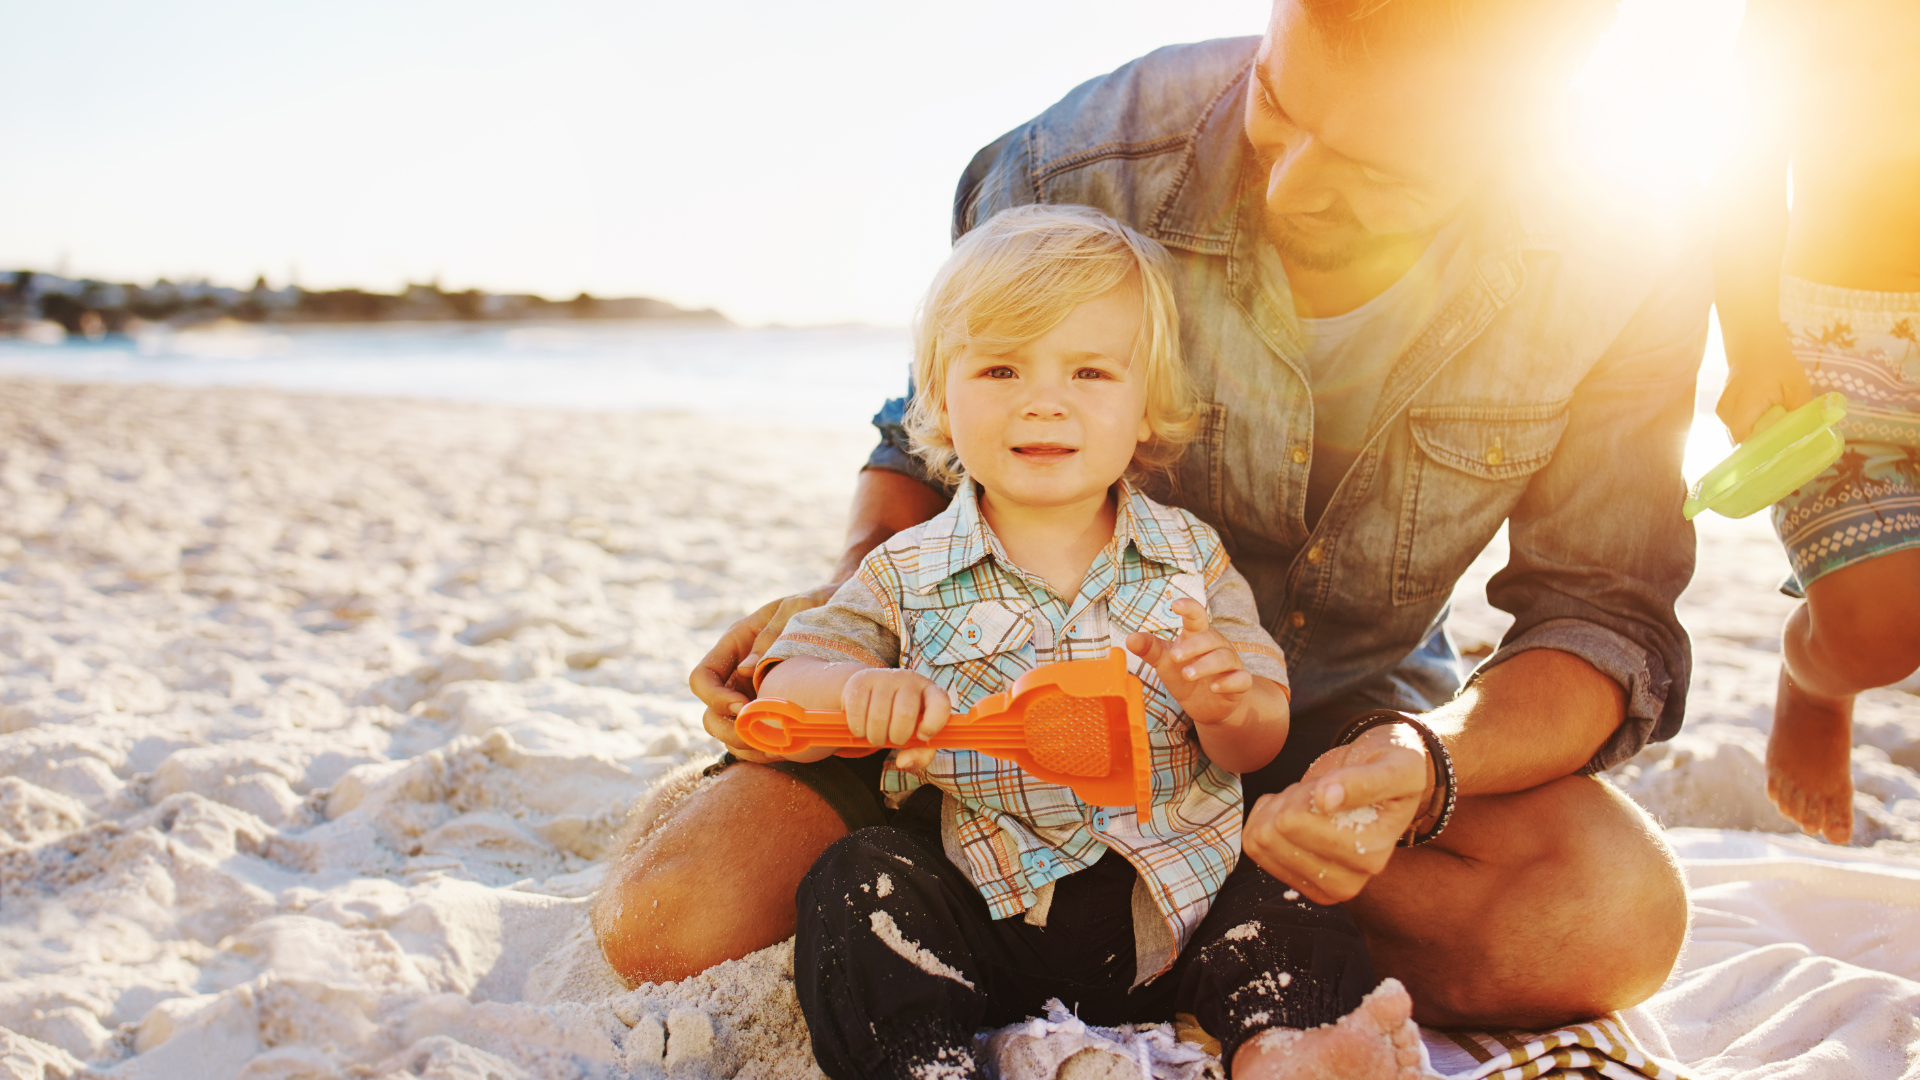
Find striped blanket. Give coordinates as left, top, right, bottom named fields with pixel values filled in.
left=1421, top=1015, right=1691, bottom=1080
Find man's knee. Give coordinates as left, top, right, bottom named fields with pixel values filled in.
left=592, top=762, right=851, bottom=987
left=1495, top=780, right=1687, bottom=1021
left=1384, top=778, right=1687, bottom=1028
left=1554, top=786, right=1688, bottom=1010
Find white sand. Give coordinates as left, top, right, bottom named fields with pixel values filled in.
left=1, top=379, right=1917, bottom=1079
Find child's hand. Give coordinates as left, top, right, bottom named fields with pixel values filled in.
left=1125, top=598, right=1252, bottom=726
left=842, top=669, right=951, bottom=772
left=1718, top=336, right=1813, bottom=443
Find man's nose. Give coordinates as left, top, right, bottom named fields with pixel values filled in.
left=1264, top=137, right=1340, bottom=215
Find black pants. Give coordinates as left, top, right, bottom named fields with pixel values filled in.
left=793, top=797, right=1374, bottom=1080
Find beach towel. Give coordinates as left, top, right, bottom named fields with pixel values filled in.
left=1420, top=1016, right=1689, bottom=1080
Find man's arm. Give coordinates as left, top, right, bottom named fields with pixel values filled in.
left=1241, top=649, right=1622, bottom=905
left=689, top=468, right=946, bottom=758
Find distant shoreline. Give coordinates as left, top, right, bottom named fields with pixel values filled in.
left=0, top=268, right=728, bottom=342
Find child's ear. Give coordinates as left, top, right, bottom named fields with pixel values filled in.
left=1137, top=414, right=1152, bottom=443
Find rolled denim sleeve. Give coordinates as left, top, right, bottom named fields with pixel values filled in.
left=1473, top=239, right=1712, bottom=774
left=863, top=384, right=936, bottom=484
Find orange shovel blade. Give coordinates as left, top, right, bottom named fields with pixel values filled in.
left=733, top=648, right=1152, bottom=807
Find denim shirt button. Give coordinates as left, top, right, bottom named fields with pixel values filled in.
left=1289, top=611, right=1307, bottom=629
left=1290, top=445, right=1309, bottom=465
left=1306, top=545, right=1325, bottom=565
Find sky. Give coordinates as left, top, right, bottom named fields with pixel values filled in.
left=0, top=0, right=1743, bottom=326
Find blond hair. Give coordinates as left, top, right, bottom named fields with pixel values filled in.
left=906, top=204, right=1198, bottom=487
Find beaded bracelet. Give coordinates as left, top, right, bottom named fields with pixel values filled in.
left=1331, top=709, right=1457, bottom=847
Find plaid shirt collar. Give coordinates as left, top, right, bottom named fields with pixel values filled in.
left=905, top=477, right=1202, bottom=596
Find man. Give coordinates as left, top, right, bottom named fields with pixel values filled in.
left=597, top=0, right=1704, bottom=1031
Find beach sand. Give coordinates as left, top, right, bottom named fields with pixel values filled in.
left=2, top=379, right=1916, bottom=1079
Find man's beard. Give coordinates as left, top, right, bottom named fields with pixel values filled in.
left=1263, top=201, right=1396, bottom=273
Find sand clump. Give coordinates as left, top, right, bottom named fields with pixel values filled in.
left=1, top=378, right=1917, bottom=1079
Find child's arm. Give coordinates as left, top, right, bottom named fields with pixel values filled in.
left=757, top=657, right=954, bottom=767
left=1713, top=0, right=1812, bottom=442
left=1126, top=598, right=1289, bottom=775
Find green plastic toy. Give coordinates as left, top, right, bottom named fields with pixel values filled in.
left=1683, top=393, right=1849, bottom=520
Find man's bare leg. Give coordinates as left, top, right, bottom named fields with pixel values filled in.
left=1770, top=549, right=1920, bottom=843
left=592, top=762, right=849, bottom=986
left=1233, top=980, right=1424, bottom=1080
left=1347, top=774, right=1689, bottom=1029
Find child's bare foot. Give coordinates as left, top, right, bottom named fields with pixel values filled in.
left=1766, top=666, right=1856, bottom=844
left=1231, top=978, right=1424, bottom=1080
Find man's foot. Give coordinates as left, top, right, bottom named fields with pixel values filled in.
left=1766, top=666, right=1856, bottom=844
left=1231, top=978, right=1424, bottom=1080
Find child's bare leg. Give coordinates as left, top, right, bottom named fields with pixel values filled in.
left=1773, top=549, right=1920, bottom=843
left=1231, top=979, right=1424, bottom=1080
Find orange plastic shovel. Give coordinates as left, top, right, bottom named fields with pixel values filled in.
left=735, top=647, right=1153, bottom=807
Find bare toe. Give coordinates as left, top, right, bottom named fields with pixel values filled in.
left=1358, top=980, right=1424, bottom=1079
left=1823, top=800, right=1854, bottom=845
left=1357, top=978, right=1413, bottom=1031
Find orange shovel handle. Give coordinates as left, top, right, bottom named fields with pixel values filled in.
left=734, top=699, right=1023, bottom=757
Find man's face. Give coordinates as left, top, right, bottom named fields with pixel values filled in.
left=1245, top=3, right=1519, bottom=271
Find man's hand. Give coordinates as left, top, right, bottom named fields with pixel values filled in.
left=688, top=583, right=839, bottom=764
left=1241, top=723, right=1436, bottom=905
left=1717, top=334, right=1812, bottom=443
left=1125, top=598, right=1253, bottom=725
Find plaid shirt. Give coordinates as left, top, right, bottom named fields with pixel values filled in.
left=764, top=479, right=1287, bottom=984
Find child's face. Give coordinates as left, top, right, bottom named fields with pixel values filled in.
left=945, top=279, right=1151, bottom=511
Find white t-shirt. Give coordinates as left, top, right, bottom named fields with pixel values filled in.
left=1269, top=223, right=1467, bottom=526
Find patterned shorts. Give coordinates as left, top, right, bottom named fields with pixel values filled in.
left=1772, top=276, right=1920, bottom=590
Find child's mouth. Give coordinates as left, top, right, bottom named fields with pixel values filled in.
left=1011, top=444, right=1077, bottom=461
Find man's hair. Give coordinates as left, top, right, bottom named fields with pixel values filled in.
left=1295, top=0, right=1615, bottom=63
left=906, top=204, right=1198, bottom=487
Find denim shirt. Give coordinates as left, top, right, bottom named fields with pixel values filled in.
left=868, top=37, right=1711, bottom=772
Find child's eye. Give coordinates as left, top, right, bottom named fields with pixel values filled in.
left=1074, top=367, right=1114, bottom=380
left=983, top=365, right=1017, bottom=380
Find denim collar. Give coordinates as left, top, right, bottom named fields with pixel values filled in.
left=907, top=477, right=1200, bottom=596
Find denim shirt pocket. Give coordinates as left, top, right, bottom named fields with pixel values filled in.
left=913, top=601, right=1037, bottom=711
left=1393, top=402, right=1571, bottom=604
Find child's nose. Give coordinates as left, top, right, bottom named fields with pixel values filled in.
left=1019, top=378, right=1071, bottom=419
left=1019, top=390, right=1068, bottom=419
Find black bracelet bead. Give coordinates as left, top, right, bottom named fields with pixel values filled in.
left=1330, top=709, right=1457, bottom=847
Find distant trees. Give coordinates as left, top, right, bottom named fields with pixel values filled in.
left=0, top=270, right=727, bottom=333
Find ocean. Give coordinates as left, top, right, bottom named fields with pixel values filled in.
left=0, top=320, right=913, bottom=428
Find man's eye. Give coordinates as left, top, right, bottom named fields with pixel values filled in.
left=1359, top=166, right=1406, bottom=188
left=1254, top=85, right=1284, bottom=121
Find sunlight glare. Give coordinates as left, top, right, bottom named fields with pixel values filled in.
left=1567, top=0, right=1747, bottom=198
